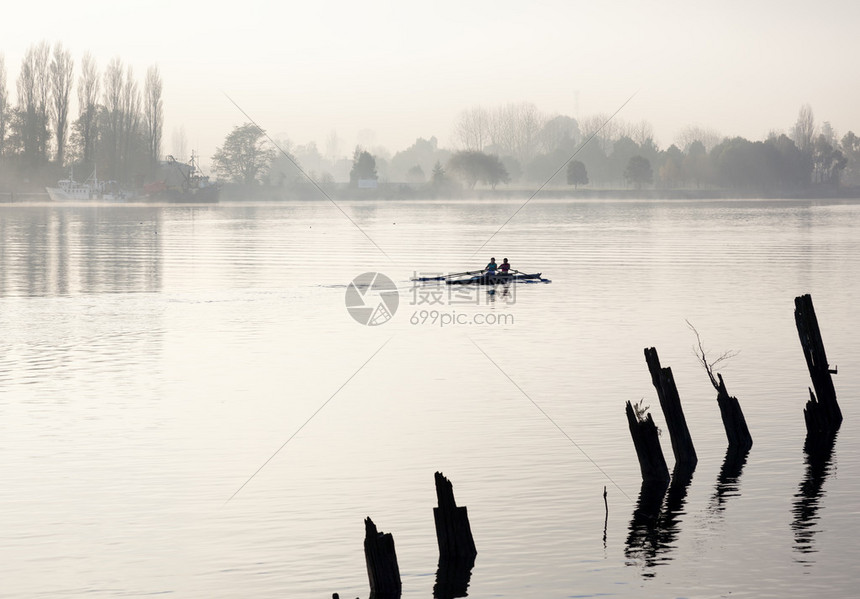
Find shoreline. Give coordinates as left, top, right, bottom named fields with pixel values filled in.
left=4, top=187, right=860, bottom=204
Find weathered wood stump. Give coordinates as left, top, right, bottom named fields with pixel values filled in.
left=433, top=472, right=477, bottom=560
left=364, top=517, right=401, bottom=599
left=625, top=400, right=670, bottom=484
left=432, top=473, right=476, bottom=599
left=714, top=373, right=753, bottom=452
left=644, top=347, right=698, bottom=469
left=794, top=294, right=842, bottom=434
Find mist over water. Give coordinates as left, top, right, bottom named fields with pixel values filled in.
left=1, top=198, right=859, bottom=597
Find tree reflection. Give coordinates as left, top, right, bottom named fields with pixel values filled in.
left=791, top=431, right=838, bottom=563
left=0, top=206, right=163, bottom=297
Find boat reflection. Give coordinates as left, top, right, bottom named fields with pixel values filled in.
left=625, top=466, right=694, bottom=577
left=791, top=431, right=838, bottom=563
left=485, top=282, right=513, bottom=303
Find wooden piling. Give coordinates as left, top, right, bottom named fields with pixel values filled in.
left=714, top=373, right=753, bottom=452
left=644, top=347, right=698, bottom=469
left=433, top=472, right=477, bottom=560
left=625, top=401, right=670, bottom=484
left=364, top=517, right=401, bottom=599
left=794, top=294, right=842, bottom=433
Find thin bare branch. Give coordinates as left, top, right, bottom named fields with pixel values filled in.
left=686, top=320, right=739, bottom=391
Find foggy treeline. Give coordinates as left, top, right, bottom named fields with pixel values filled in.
left=225, top=101, right=860, bottom=196
left=0, top=42, right=163, bottom=191
left=3, top=41, right=860, bottom=197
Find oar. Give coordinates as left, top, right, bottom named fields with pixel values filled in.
left=412, top=270, right=483, bottom=282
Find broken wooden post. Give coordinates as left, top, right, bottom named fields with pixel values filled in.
left=714, top=373, right=753, bottom=452
left=687, top=321, right=752, bottom=453
left=433, top=472, right=476, bottom=599
left=364, top=517, right=401, bottom=599
left=625, top=400, right=670, bottom=485
left=794, top=294, right=842, bottom=434
left=644, top=347, right=698, bottom=469
left=603, top=486, right=608, bottom=547
left=433, top=472, right=477, bottom=560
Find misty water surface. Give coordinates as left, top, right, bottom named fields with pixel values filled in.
left=1, top=198, right=858, bottom=598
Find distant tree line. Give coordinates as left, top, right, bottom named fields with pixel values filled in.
left=4, top=41, right=859, bottom=197
left=337, top=102, right=857, bottom=193
left=208, top=100, right=860, bottom=198
left=0, top=42, right=163, bottom=190
left=444, top=102, right=857, bottom=191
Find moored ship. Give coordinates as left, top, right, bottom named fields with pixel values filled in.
left=46, top=167, right=132, bottom=202
left=144, top=152, right=220, bottom=203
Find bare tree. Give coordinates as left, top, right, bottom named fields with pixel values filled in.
left=579, top=112, right=622, bottom=154
left=792, top=103, right=816, bottom=154
left=15, top=41, right=52, bottom=166
left=99, top=58, right=143, bottom=183
left=144, top=65, right=163, bottom=168
left=674, top=125, right=722, bottom=153
left=76, top=52, right=100, bottom=164
left=0, top=53, right=8, bottom=157
left=627, top=119, right=655, bottom=148
left=453, top=106, right=490, bottom=152
left=578, top=114, right=603, bottom=143
left=120, top=64, right=141, bottom=182
left=102, top=57, right=124, bottom=177
left=486, top=102, right=545, bottom=164
left=512, top=102, right=544, bottom=164
left=50, top=42, right=74, bottom=166
left=487, top=104, right=513, bottom=155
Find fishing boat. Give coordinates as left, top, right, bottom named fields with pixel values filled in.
left=413, top=271, right=551, bottom=285
left=46, top=166, right=132, bottom=202
left=144, top=152, right=219, bottom=203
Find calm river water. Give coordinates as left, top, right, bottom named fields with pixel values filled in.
left=1, top=198, right=858, bottom=598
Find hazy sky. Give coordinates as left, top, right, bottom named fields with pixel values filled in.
left=4, top=0, right=859, bottom=168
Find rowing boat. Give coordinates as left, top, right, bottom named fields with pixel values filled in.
left=446, top=272, right=547, bottom=285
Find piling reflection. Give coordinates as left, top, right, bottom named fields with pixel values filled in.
left=791, top=431, right=838, bottom=562
left=433, top=556, right=475, bottom=599
left=708, top=448, right=750, bottom=514
left=625, top=466, right=694, bottom=576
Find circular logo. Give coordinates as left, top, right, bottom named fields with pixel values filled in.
left=345, top=272, right=399, bottom=326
